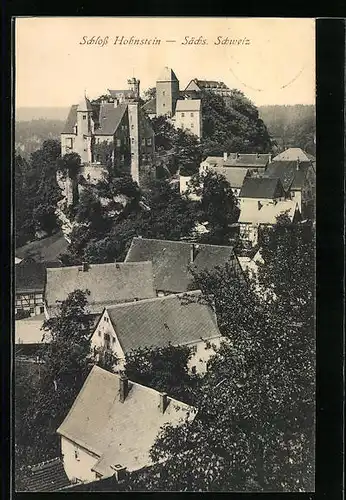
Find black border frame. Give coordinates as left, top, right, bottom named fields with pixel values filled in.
left=1, top=13, right=344, bottom=500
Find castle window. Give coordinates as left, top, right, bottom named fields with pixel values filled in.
left=131, top=124, right=134, bottom=130
left=162, top=103, right=165, bottom=107
left=66, top=138, right=73, bottom=148
left=190, top=123, right=194, bottom=128
left=131, top=138, right=135, bottom=144
left=163, top=91, right=166, bottom=96
left=190, top=112, right=194, bottom=117
left=181, top=113, right=185, bottom=117
left=83, top=115, right=86, bottom=120
left=141, top=138, right=145, bottom=146
left=74, top=449, right=80, bottom=461
left=147, top=138, right=152, bottom=146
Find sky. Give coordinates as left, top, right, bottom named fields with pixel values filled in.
left=16, top=17, right=315, bottom=108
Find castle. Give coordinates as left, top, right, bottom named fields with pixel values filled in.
left=60, top=77, right=155, bottom=204
left=142, top=67, right=202, bottom=139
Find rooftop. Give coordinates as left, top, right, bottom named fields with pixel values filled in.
left=77, top=96, right=93, bottom=112
left=45, top=261, right=156, bottom=315
left=16, top=261, right=62, bottom=293
left=104, top=290, right=221, bottom=353
left=239, top=199, right=299, bottom=225
left=22, top=457, right=71, bottom=492
left=16, top=232, right=68, bottom=263
left=224, top=153, right=271, bottom=168
left=142, top=98, right=156, bottom=114
left=94, top=102, right=128, bottom=136
left=57, top=365, right=195, bottom=476
left=125, top=237, right=242, bottom=293
left=175, top=99, right=201, bottom=112
left=272, top=148, right=315, bottom=162
left=157, top=67, right=179, bottom=82
left=239, top=177, right=284, bottom=199
left=263, top=160, right=314, bottom=191
left=204, top=165, right=249, bottom=188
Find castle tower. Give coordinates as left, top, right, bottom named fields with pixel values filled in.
left=127, top=77, right=140, bottom=100
left=75, top=95, right=94, bottom=163
left=156, top=67, right=180, bottom=117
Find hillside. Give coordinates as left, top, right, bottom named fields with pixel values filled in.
left=16, top=107, right=69, bottom=122
left=259, top=104, right=316, bottom=155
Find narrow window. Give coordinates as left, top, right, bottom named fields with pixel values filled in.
left=116, top=139, right=121, bottom=147
left=147, top=138, right=152, bottom=146
left=83, top=115, right=86, bottom=120
left=163, top=91, right=166, bottom=96
left=141, top=138, right=145, bottom=146
left=190, top=112, right=194, bottom=117
left=181, top=113, right=185, bottom=117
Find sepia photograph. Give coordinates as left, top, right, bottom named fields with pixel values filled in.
left=14, top=17, right=316, bottom=492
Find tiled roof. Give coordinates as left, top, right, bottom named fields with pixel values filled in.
left=16, top=261, right=61, bottom=293
left=175, top=99, right=201, bottom=112
left=195, top=79, right=230, bottom=90
left=125, top=237, right=242, bottom=293
left=61, top=105, right=78, bottom=134
left=142, top=98, right=156, bottom=114
left=23, top=457, right=71, bottom=492
left=106, top=290, right=221, bottom=353
left=224, top=153, right=271, bottom=168
left=157, top=67, right=179, bottom=82
left=94, top=103, right=128, bottom=136
left=204, top=166, right=249, bottom=188
left=202, top=156, right=226, bottom=167
left=45, top=261, right=156, bottom=311
left=264, top=160, right=312, bottom=191
left=273, top=148, right=315, bottom=162
left=239, top=199, right=299, bottom=225
left=239, top=177, right=284, bottom=199
left=57, top=365, right=195, bottom=476
left=16, top=232, right=68, bottom=263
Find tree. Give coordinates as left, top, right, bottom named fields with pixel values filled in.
left=188, top=170, right=240, bottom=245
left=143, top=87, right=156, bottom=102
left=32, top=204, right=60, bottom=235
left=127, top=218, right=315, bottom=492
left=15, top=290, right=94, bottom=480
left=125, top=344, right=199, bottom=404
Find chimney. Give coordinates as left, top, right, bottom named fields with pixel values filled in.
left=82, top=261, right=88, bottom=272
left=258, top=201, right=263, bottom=211
left=296, top=158, right=300, bottom=170
left=119, top=374, right=128, bottom=403
left=223, top=152, right=228, bottom=161
left=112, top=464, right=127, bottom=482
left=159, top=392, right=168, bottom=414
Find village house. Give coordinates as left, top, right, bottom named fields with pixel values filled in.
left=44, top=261, right=156, bottom=320
left=91, top=290, right=223, bottom=374
left=15, top=260, right=62, bottom=317
left=15, top=231, right=68, bottom=264
left=124, top=237, right=243, bottom=294
left=60, top=78, right=155, bottom=205
left=272, top=147, right=315, bottom=163
left=184, top=78, right=232, bottom=98
left=18, top=457, right=71, bottom=492
left=57, top=365, right=196, bottom=484
left=263, top=158, right=316, bottom=218
left=238, top=176, right=301, bottom=246
left=142, top=67, right=202, bottom=138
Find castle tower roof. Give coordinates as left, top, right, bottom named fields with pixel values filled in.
left=77, top=95, right=93, bottom=112
left=157, top=67, right=179, bottom=82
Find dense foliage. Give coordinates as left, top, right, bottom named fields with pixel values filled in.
left=15, top=140, right=63, bottom=247
left=259, top=104, right=316, bottom=156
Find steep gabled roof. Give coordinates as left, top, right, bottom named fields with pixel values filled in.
left=157, top=67, right=179, bottom=82
left=125, top=237, right=242, bottom=293
left=142, top=98, right=156, bottom=114
left=175, top=99, right=201, bottom=112
left=57, top=365, right=195, bottom=476
left=61, top=105, right=78, bottom=134
left=264, top=160, right=312, bottom=191
left=16, top=232, right=68, bottom=263
left=22, top=457, right=71, bottom=492
left=77, top=96, right=93, bottom=112
left=94, top=103, right=128, bottom=136
left=239, top=177, right=284, bottom=199
left=16, top=261, right=62, bottom=293
left=45, top=261, right=156, bottom=316
left=273, top=148, right=315, bottom=162
left=106, top=290, right=221, bottom=353
left=204, top=166, right=249, bottom=188
left=224, top=153, right=271, bottom=168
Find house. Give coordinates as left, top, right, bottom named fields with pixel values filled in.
left=15, top=261, right=62, bottom=317
left=125, top=237, right=243, bottom=294
left=263, top=159, right=316, bottom=218
left=272, top=147, right=315, bottom=163
left=15, top=231, right=68, bottom=263
left=238, top=199, right=301, bottom=246
left=57, top=365, right=196, bottom=483
left=44, top=261, right=156, bottom=319
left=91, top=290, right=222, bottom=374
left=60, top=78, right=155, bottom=205
left=142, top=67, right=202, bottom=139
left=19, top=457, right=71, bottom=492
left=200, top=152, right=272, bottom=173
left=184, top=78, right=232, bottom=98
